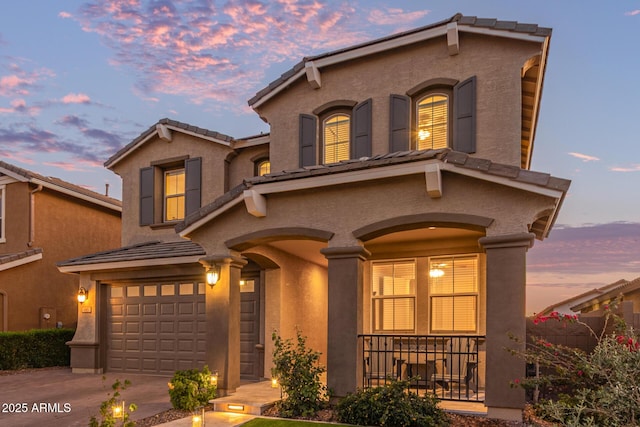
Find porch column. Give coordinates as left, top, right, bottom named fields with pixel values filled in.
left=200, top=255, right=247, bottom=396
left=479, top=233, right=535, bottom=421
left=321, top=245, right=370, bottom=398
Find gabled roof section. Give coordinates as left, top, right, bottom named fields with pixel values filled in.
left=537, top=279, right=628, bottom=315
left=0, top=161, right=121, bottom=212
left=570, top=277, right=640, bottom=313
left=177, top=148, right=570, bottom=239
left=57, top=240, right=205, bottom=273
left=248, top=13, right=551, bottom=108
left=0, top=248, right=43, bottom=272
left=105, top=118, right=236, bottom=169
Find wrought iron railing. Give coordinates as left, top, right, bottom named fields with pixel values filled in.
left=358, top=334, right=485, bottom=402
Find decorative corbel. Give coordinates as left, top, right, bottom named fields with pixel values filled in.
left=305, top=61, right=322, bottom=89
left=243, top=189, right=267, bottom=217
left=156, top=123, right=173, bottom=142
left=425, top=164, right=442, bottom=198
left=447, top=22, right=459, bottom=56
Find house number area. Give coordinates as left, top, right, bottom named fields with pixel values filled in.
left=2, top=402, right=72, bottom=413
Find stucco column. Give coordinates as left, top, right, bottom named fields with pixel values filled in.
left=200, top=255, right=247, bottom=396
left=68, top=274, right=102, bottom=374
left=479, top=233, right=535, bottom=421
left=320, top=245, right=370, bottom=398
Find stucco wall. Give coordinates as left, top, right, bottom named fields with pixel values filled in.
left=254, top=34, right=542, bottom=172
left=1, top=186, right=121, bottom=331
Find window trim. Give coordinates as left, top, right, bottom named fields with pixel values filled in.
left=254, top=158, right=271, bottom=176
left=371, top=258, right=417, bottom=334
left=428, top=254, right=479, bottom=334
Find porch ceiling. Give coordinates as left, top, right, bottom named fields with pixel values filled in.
left=261, top=227, right=482, bottom=267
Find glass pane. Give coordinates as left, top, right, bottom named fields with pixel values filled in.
left=161, top=284, right=175, bottom=296
left=197, top=282, right=205, bottom=295
left=165, top=195, right=185, bottom=221
left=127, top=286, right=140, bottom=297
left=179, top=283, right=193, bottom=295
left=240, top=279, right=255, bottom=293
left=429, top=257, right=454, bottom=294
left=453, top=296, right=477, bottom=331
left=417, top=95, right=448, bottom=150
left=372, top=261, right=415, bottom=296
left=429, top=256, right=477, bottom=294
left=373, top=297, right=415, bottom=332
left=324, top=114, right=350, bottom=163
left=111, top=287, right=123, bottom=298
left=431, top=296, right=453, bottom=331
left=258, top=160, right=270, bottom=176
left=144, top=285, right=157, bottom=296
left=165, top=169, right=185, bottom=196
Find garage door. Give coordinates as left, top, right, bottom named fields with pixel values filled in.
left=107, top=282, right=206, bottom=375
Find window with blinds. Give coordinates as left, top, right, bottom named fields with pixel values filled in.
left=164, top=168, right=185, bottom=221
left=323, top=114, right=350, bottom=164
left=429, top=255, right=478, bottom=332
left=257, top=159, right=270, bottom=176
left=416, top=94, right=448, bottom=150
left=372, top=260, right=416, bottom=333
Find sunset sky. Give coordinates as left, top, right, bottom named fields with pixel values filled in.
left=1, top=1, right=639, bottom=314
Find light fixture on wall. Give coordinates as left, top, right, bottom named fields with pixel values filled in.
left=77, top=287, right=88, bottom=304
left=206, top=264, right=221, bottom=287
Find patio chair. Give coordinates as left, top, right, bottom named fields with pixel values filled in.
left=364, top=336, right=398, bottom=386
left=431, top=337, right=478, bottom=398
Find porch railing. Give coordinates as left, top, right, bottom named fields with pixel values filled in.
left=358, top=334, right=485, bottom=402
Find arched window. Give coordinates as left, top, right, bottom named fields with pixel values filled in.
left=323, top=113, right=351, bottom=164
left=416, top=94, right=449, bottom=150
left=256, top=159, right=271, bottom=176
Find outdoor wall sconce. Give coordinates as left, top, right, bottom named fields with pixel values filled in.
left=77, top=287, right=88, bottom=304
left=206, top=264, right=221, bottom=288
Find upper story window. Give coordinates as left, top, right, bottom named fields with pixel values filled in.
left=139, top=157, right=201, bottom=227
left=299, top=99, right=372, bottom=167
left=255, top=159, right=271, bottom=176
left=371, top=260, right=416, bottom=333
left=389, top=76, right=476, bottom=154
left=0, top=185, right=5, bottom=243
left=323, top=113, right=351, bottom=163
left=416, top=94, right=449, bottom=150
left=429, top=255, right=478, bottom=333
left=164, top=168, right=185, bottom=221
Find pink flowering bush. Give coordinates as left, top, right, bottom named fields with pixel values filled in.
left=510, top=302, right=640, bottom=426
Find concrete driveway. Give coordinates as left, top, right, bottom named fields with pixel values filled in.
left=0, top=367, right=173, bottom=427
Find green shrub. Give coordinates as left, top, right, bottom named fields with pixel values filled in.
left=89, top=378, right=137, bottom=427
left=0, top=328, right=75, bottom=370
left=336, top=377, right=448, bottom=427
left=168, top=366, right=217, bottom=411
left=271, top=330, right=327, bottom=418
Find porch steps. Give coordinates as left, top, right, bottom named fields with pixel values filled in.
left=212, top=381, right=281, bottom=415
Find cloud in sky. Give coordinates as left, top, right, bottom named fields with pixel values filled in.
left=568, top=152, right=599, bottom=162
left=610, top=164, right=640, bottom=172
left=61, top=93, right=91, bottom=104
left=68, top=0, right=426, bottom=105
left=625, top=10, right=640, bottom=16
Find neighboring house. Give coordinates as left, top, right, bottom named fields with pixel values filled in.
left=537, top=279, right=630, bottom=315
left=59, top=14, right=570, bottom=421
left=0, top=161, right=121, bottom=331
left=569, top=277, right=640, bottom=315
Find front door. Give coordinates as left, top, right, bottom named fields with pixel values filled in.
left=240, top=275, right=261, bottom=380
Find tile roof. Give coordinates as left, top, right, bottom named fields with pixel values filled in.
left=57, top=240, right=205, bottom=267
left=571, top=276, right=640, bottom=312
left=248, top=13, right=551, bottom=106
left=0, top=248, right=43, bottom=265
left=177, top=148, right=570, bottom=233
left=0, top=160, right=121, bottom=209
left=104, top=118, right=236, bottom=168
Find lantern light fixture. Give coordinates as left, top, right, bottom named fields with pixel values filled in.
left=206, top=264, right=221, bottom=288
left=77, top=287, right=88, bottom=304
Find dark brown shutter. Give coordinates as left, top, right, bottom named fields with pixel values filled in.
left=453, top=76, right=476, bottom=153
left=299, top=114, right=317, bottom=167
left=139, top=167, right=154, bottom=226
left=185, top=157, right=201, bottom=217
left=389, top=94, right=410, bottom=152
left=351, top=98, right=372, bottom=158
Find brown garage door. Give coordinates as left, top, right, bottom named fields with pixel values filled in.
left=107, top=282, right=206, bottom=375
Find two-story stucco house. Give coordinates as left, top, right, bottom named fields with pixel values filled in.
left=60, top=14, right=570, bottom=421
left=0, top=161, right=121, bottom=331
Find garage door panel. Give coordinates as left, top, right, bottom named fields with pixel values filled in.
left=107, top=283, right=205, bottom=374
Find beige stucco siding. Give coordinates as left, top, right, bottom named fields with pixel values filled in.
left=227, top=145, right=269, bottom=190
left=255, top=34, right=542, bottom=172
left=111, top=133, right=233, bottom=246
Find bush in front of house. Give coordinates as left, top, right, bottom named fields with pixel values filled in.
left=511, top=304, right=640, bottom=427
left=168, top=366, right=217, bottom=411
left=336, top=377, right=449, bottom=427
left=271, top=329, right=328, bottom=418
left=0, top=328, right=75, bottom=370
